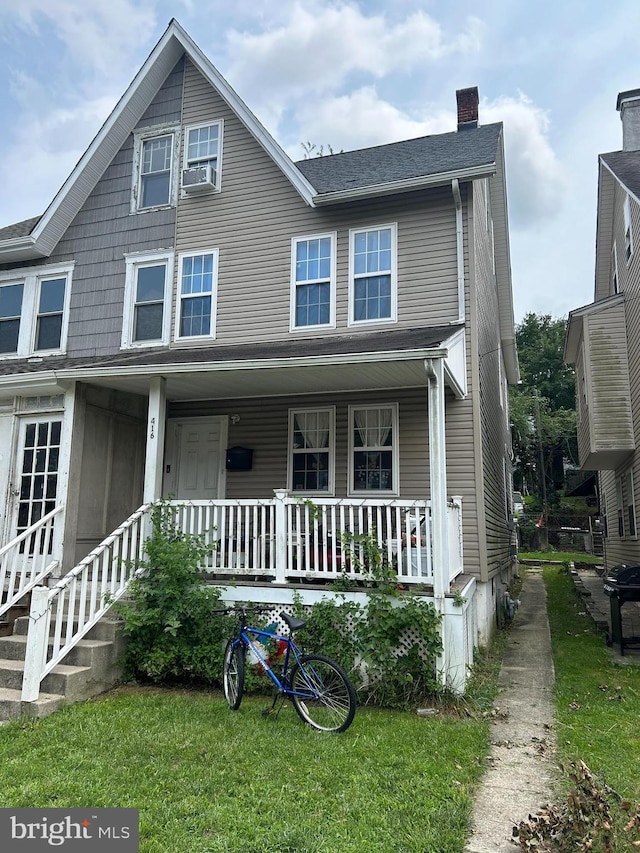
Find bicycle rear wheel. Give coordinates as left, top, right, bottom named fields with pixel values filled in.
left=223, top=639, right=244, bottom=710
left=290, top=654, right=356, bottom=732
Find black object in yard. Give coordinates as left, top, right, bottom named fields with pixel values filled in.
left=603, top=564, right=640, bottom=655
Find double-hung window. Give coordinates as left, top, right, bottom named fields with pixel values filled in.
left=349, top=224, right=397, bottom=325
left=122, top=252, right=173, bottom=348
left=132, top=125, right=179, bottom=212
left=0, top=264, right=73, bottom=357
left=291, top=234, right=336, bottom=330
left=176, top=250, right=218, bottom=340
left=183, top=121, right=222, bottom=190
left=289, top=408, right=335, bottom=494
left=349, top=404, right=398, bottom=494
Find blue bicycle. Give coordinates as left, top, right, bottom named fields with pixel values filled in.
left=222, top=606, right=356, bottom=732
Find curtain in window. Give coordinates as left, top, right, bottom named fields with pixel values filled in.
left=294, top=411, right=330, bottom=449
left=353, top=408, right=393, bottom=448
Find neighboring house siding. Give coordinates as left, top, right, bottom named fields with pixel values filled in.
left=175, top=59, right=460, bottom=344
left=40, top=62, right=184, bottom=358
left=575, top=339, right=591, bottom=461
left=472, top=178, right=511, bottom=578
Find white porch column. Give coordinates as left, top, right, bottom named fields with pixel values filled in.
left=425, top=357, right=451, bottom=687
left=144, top=377, right=167, bottom=504
left=273, top=489, right=288, bottom=585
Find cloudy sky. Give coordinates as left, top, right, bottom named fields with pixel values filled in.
left=0, top=0, right=638, bottom=322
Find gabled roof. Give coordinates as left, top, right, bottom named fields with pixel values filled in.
left=0, top=19, right=507, bottom=263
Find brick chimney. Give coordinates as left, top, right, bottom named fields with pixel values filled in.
left=456, top=86, right=479, bottom=130
left=617, top=89, right=640, bottom=151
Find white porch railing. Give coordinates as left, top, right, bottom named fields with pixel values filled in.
left=21, top=504, right=149, bottom=702
left=0, top=504, right=64, bottom=620
left=20, top=494, right=463, bottom=702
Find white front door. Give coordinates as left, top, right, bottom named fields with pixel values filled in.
left=163, top=417, right=227, bottom=499
left=10, top=415, right=62, bottom=541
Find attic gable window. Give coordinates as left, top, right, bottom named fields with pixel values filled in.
left=348, top=224, right=397, bottom=326
left=0, top=264, right=73, bottom=357
left=122, top=251, right=173, bottom=348
left=183, top=121, right=222, bottom=191
left=132, top=125, right=179, bottom=212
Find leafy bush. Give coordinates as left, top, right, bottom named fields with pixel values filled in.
left=116, top=501, right=229, bottom=684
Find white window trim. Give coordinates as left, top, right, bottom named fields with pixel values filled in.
left=289, top=232, right=337, bottom=332
left=182, top=120, right=223, bottom=193
left=348, top=223, right=398, bottom=327
left=616, top=475, right=625, bottom=538
left=612, top=242, right=620, bottom=293
left=626, top=469, right=637, bottom=540
left=174, top=249, right=219, bottom=342
left=624, top=194, right=633, bottom=264
left=130, top=123, right=180, bottom=214
left=287, top=406, right=336, bottom=496
left=348, top=403, right=399, bottom=496
left=0, top=262, right=74, bottom=359
left=122, top=250, right=174, bottom=349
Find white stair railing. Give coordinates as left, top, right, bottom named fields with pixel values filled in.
left=0, top=505, right=64, bottom=620
left=21, top=503, right=151, bottom=703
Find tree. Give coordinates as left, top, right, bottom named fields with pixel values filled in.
left=510, top=313, right=577, bottom=509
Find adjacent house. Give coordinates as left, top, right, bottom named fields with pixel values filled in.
left=0, top=19, right=518, bottom=702
left=565, top=89, right=640, bottom=568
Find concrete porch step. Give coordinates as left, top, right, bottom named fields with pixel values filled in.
left=12, top=615, right=123, bottom=643
left=0, top=657, right=93, bottom=701
left=0, top=686, right=64, bottom=722
left=0, top=634, right=114, bottom=668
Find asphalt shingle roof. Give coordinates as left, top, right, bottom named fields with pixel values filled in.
left=295, top=124, right=502, bottom=194
left=600, top=149, right=640, bottom=199
left=0, top=216, right=41, bottom=241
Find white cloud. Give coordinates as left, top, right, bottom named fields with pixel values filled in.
left=226, top=2, right=483, bottom=108
left=0, top=0, right=157, bottom=73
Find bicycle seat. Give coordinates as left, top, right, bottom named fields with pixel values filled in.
left=281, top=611, right=306, bottom=632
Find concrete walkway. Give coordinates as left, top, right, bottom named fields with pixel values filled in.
left=465, top=570, right=558, bottom=852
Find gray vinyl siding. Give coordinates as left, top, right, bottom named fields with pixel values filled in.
left=175, top=59, right=460, bottom=344
left=23, top=60, right=185, bottom=358
left=472, top=179, right=512, bottom=579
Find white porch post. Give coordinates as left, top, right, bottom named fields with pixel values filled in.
left=144, top=377, right=167, bottom=504
left=425, top=357, right=451, bottom=686
left=273, top=489, right=288, bottom=585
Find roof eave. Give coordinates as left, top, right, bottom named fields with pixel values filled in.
left=0, top=235, right=49, bottom=263
left=312, top=163, right=496, bottom=205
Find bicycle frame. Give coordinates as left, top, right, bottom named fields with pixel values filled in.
left=232, top=625, right=318, bottom=700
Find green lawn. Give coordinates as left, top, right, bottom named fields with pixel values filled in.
left=0, top=687, right=490, bottom=853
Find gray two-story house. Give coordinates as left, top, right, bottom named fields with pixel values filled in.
left=566, top=89, right=640, bottom=569
left=0, top=20, right=518, bottom=704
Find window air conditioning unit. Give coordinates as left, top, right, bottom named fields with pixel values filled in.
left=182, top=164, right=216, bottom=193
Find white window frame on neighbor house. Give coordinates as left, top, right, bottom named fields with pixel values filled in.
left=182, top=120, right=223, bottom=192
left=616, top=475, right=625, bottom=538
left=290, top=233, right=337, bottom=331
left=0, top=263, right=74, bottom=358
left=624, top=194, right=633, bottom=263
left=122, top=251, right=174, bottom=348
left=288, top=407, right=336, bottom=495
left=348, top=223, right=397, bottom=326
left=625, top=469, right=637, bottom=539
left=131, top=123, right=180, bottom=213
left=612, top=243, right=620, bottom=293
left=348, top=403, right=399, bottom=495
left=175, top=249, right=219, bottom=342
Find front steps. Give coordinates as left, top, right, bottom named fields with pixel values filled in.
left=0, top=611, right=125, bottom=722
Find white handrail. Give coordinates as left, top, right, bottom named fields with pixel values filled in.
left=0, top=505, right=64, bottom=620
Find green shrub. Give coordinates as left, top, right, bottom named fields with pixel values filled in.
left=116, top=501, right=229, bottom=684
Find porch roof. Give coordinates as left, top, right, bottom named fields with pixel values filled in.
left=0, top=325, right=465, bottom=400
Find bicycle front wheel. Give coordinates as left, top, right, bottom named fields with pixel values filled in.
left=290, top=654, right=356, bottom=732
left=223, top=639, right=244, bottom=710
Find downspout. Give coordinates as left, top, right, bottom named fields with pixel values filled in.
left=425, top=357, right=451, bottom=687
left=452, top=179, right=465, bottom=323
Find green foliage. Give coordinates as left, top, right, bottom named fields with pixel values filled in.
left=116, top=501, right=229, bottom=684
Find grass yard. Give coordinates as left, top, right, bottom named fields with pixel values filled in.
left=519, top=550, right=602, bottom=565
left=544, top=565, right=640, bottom=849
left=0, top=687, right=490, bottom=853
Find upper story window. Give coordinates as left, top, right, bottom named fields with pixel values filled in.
left=289, top=408, right=335, bottom=494
left=612, top=243, right=620, bottom=293
left=349, top=404, right=399, bottom=494
left=183, top=121, right=222, bottom=191
left=349, top=224, right=397, bottom=325
left=624, top=195, right=633, bottom=263
left=0, top=264, right=73, bottom=357
left=176, top=250, right=218, bottom=341
left=131, top=124, right=179, bottom=212
left=122, top=251, right=173, bottom=348
left=290, top=234, right=336, bottom=330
